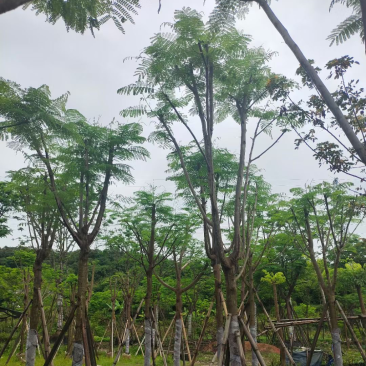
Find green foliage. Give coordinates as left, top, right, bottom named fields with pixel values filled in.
left=24, top=0, right=140, bottom=36
left=0, top=181, right=17, bottom=238
left=328, top=0, right=364, bottom=46
left=261, top=269, right=286, bottom=286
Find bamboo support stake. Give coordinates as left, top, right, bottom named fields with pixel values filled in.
left=132, top=321, right=144, bottom=356
left=97, top=320, right=110, bottom=351
left=336, top=300, right=366, bottom=363
left=181, top=313, right=192, bottom=363
left=151, top=310, right=167, bottom=366
left=190, top=300, right=214, bottom=366
left=37, top=289, right=54, bottom=366
left=220, top=290, right=228, bottom=317
left=235, top=330, right=246, bottom=366
left=82, top=317, right=92, bottom=366
left=306, top=304, right=328, bottom=366
left=136, top=335, right=145, bottom=356
left=44, top=303, right=78, bottom=366
left=5, top=331, right=21, bottom=365
left=239, top=317, right=267, bottom=366
left=255, top=292, right=295, bottom=366
left=161, top=316, right=175, bottom=345
left=218, top=314, right=232, bottom=366
left=0, top=299, right=32, bottom=359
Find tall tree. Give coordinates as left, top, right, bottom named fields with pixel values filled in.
left=9, top=167, right=59, bottom=366
left=110, top=188, right=179, bottom=366
left=1, top=78, right=149, bottom=365
left=288, top=182, right=366, bottom=366
left=120, top=8, right=291, bottom=364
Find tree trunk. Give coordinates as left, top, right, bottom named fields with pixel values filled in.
left=326, top=290, right=343, bottom=366
left=72, top=247, right=89, bottom=366
left=223, top=266, right=241, bottom=366
left=20, top=269, right=30, bottom=354
left=248, top=265, right=258, bottom=366
left=26, top=255, right=43, bottom=366
left=57, top=293, right=63, bottom=333
left=214, top=262, right=224, bottom=361
left=356, top=284, right=366, bottom=316
left=174, top=317, right=183, bottom=366
left=255, top=0, right=366, bottom=166
left=125, top=295, right=132, bottom=354
left=144, top=269, right=153, bottom=366
left=187, top=312, right=192, bottom=338
left=273, top=284, right=285, bottom=366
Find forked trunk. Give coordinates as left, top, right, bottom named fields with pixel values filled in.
left=26, top=256, right=43, bottom=366
left=214, top=262, right=224, bottom=361
left=72, top=247, right=89, bottom=366
left=223, top=266, right=241, bottom=366
left=174, top=317, right=183, bottom=366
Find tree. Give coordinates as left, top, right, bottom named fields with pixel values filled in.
left=261, top=270, right=287, bottom=366
left=212, top=0, right=366, bottom=168
left=1, top=79, right=149, bottom=365
left=8, top=167, right=60, bottom=366
left=110, top=188, right=179, bottom=366
left=154, top=213, right=208, bottom=366
left=0, top=0, right=140, bottom=36
left=289, top=182, right=366, bottom=366
left=327, top=0, right=366, bottom=53
left=119, top=8, right=292, bottom=364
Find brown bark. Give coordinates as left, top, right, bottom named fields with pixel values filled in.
left=29, top=254, right=44, bottom=330
left=0, top=0, right=31, bottom=15
left=20, top=269, right=30, bottom=353
left=74, top=247, right=89, bottom=345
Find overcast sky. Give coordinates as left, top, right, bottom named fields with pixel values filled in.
left=1, top=0, right=365, bottom=246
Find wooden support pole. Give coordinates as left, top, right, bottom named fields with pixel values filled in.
left=0, top=299, right=32, bottom=359
left=37, top=289, right=54, bottom=366
left=136, top=335, right=145, bottom=356
left=43, top=303, right=77, bottom=366
left=336, top=301, right=366, bottom=363
left=97, top=320, right=110, bottom=351
left=132, top=321, right=144, bottom=356
left=5, top=331, right=21, bottom=365
left=220, top=290, right=228, bottom=317
left=190, top=300, right=214, bottom=366
left=306, top=304, right=328, bottom=366
left=151, top=310, right=167, bottom=366
left=181, top=313, right=192, bottom=363
left=82, top=317, right=92, bottom=366
left=255, top=292, right=296, bottom=366
left=218, top=313, right=232, bottom=366
left=235, top=330, right=246, bottom=366
left=239, top=317, right=267, bottom=366
left=161, top=316, right=175, bottom=345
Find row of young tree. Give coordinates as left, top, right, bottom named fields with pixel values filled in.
left=1, top=3, right=366, bottom=366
